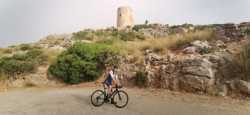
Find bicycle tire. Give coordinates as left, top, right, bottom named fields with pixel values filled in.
left=113, top=90, right=129, bottom=108
left=91, top=90, right=105, bottom=107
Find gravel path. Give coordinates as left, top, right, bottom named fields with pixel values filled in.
left=0, top=87, right=249, bottom=115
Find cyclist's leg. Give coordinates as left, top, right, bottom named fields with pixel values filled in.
left=108, top=85, right=112, bottom=97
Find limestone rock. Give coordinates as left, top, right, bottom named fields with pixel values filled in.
left=235, top=80, right=250, bottom=95
left=181, top=58, right=214, bottom=78
left=179, top=75, right=209, bottom=92
left=215, top=40, right=226, bottom=48
left=183, top=46, right=197, bottom=54
left=183, top=40, right=211, bottom=54
left=191, top=40, right=211, bottom=49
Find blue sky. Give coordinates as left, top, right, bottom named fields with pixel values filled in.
left=0, top=0, right=250, bottom=47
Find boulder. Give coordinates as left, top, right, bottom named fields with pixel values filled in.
left=181, top=58, right=214, bottom=78
left=215, top=40, right=226, bottom=48
left=191, top=40, right=211, bottom=49
left=182, top=40, right=211, bottom=54
left=178, top=57, right=216, bottom=92
left=179, top=75, right=209, bottom=92
left=183, top=46, right=197, bottom=54
left=235, top=80, right=250, bottom=95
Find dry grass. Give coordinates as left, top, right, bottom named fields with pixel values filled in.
left=0, top=73, right=7, bottom=81
left=111, top=29, right=215, bottom=63
left=235, top=42, right=250, bottom=81
left=42, top=48, right=63, bottom=64
left=0, top=48, right=13, bottom=55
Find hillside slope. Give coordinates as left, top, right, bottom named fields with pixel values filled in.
left=0, top=22, right=250, bottom=98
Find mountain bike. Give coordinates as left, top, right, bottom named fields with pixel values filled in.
left=90, top=82, right=129, bottom=108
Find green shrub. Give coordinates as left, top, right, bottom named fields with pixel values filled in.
left=49, top=42, right=118, bottom=84
left=73, top=29, right=146, bottom=42
left=19, top=44, right=32, bottom=51
left=135, top=71, right=148, bottom=87
left=199, top=47, right=212, bottom=55
left=73, top=30, right=94, bottom=40
left=245, top=28, right=250, bottom=36
left=0, top=49, right=47, bottom=77
left=132, top=24, right=154, bottom=31
left=119, top=31, right=137, bottom=41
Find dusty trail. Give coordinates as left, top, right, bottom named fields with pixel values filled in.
left=0, top=87, right=249, bottom=115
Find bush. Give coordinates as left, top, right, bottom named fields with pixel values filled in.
left=49, top=42, right=118, bottom=84
left=73, top=30, right=94, bottom=40
left=244, top=28, right=250, bottom=36
left=73, top=29, right=146, bottom=42
left=135, top=71, right=148, bottom=87
left=0, top=48, right=13, bottom=54
left=119, top=31, right=137, bottom=41
left=19, top=44, right=32, bottom=51
left=235, top=43, right=250, bottom=81
left=132, top=24, right=154, bottom=31
left=0, top=49, right=47, bottom=77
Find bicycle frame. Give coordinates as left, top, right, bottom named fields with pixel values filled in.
left=102, top=83, right=120, bottom=99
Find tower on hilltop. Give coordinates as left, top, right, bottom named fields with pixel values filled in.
left=117, top=6, right=134, bottom=30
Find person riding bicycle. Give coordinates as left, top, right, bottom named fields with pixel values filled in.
left=104, top=66, right=119, bottom=103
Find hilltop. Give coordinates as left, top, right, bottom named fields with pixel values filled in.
left=1, top=22, right=250, bottom=98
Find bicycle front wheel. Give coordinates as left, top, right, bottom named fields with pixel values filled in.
left=113, top=90, right=129, bottom=108
left=91, top=90, right=105, bottom=107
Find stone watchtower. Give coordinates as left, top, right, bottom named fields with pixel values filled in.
left=117, top=6, right=134, bottom=30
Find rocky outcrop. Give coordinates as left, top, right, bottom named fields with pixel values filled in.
left=215, top=23, right=244, bottom=42
left=37, top=34, right=73, bottom=49
left=235, top=80, right=250, bottom=95
left=118, top=46, right=250, bottom=97
left=183, top=40, right=212, bottom=54
left=137, top=24, right=170, bottom=38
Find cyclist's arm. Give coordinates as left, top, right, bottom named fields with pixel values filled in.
left=113, top=75, right=120, bottom=86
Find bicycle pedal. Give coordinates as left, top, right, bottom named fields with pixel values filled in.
left=104, top=99, right=110, bottom=103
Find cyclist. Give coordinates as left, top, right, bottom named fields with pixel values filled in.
left=104, top=66, right=119, bottom=103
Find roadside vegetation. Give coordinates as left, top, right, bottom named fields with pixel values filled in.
left=235, top=42, right=250, bottom=81
left=0, top=48, right=47, bottom=78
left=244, top=28, right=250, bottom=37
left=72, top=29, right=145, bottom=42
left=48, top=42, right=119, bottom=84
left=135, top=71, right=148, bottom=87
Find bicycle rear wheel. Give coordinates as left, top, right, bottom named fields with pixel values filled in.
left=113, top=90, right=129, bottom=108
left=91, top=90, right=105, bottom=107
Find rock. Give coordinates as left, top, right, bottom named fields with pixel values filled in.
left=138, top=24, right=169, bottom=38
left=215, top=40, right=226, bottom=48
left=181, top=58, right=214, bottom=78
left=215, top=24, right=244, bottom=42
left=166, top=52, right=175, bottom=61
left=145, top=53, right=164, bottom=66
left=183, top=46, right=197, bottom=54
left=217, top=84, right=229, bottom=96
left=177, top=57, right=217, bottom=93
left=49, top=45, right=66, bottom=51
left=179, top=75, right=208, bottom=92
left=182, top=40, right=211, bottom=54
left=235, top=80, right=250, bottom=95
left=191, top=40, right=211, bottom=49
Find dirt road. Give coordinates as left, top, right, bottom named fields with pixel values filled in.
left=0, top=87, right=249, bottom=115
